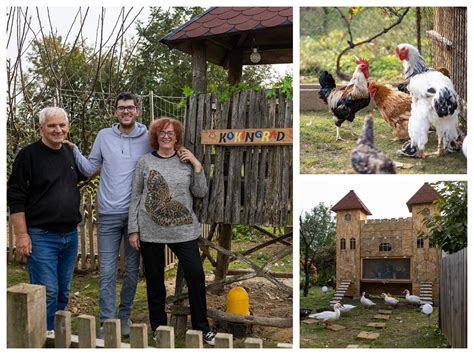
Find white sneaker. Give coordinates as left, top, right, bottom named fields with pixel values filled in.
left=203, top=331, right=216, bottom=346
left=46, top=330, right=55, bottom=337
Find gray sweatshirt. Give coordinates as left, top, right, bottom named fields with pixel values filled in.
left=73, top=122, right=152, bottom=214
left=128, top=152, right=208, bottom=243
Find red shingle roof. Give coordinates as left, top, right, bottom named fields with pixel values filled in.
left=162, top=7, right=292, bottom=42
left=331, top=190, right=372, bottom=215
left=406, top=183, right=440, bottom=212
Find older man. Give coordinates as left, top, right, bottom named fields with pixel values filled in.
left=7, top=107, right=85, bottom=333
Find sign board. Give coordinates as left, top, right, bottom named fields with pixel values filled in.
left=201, top=128, right=292, bottom=146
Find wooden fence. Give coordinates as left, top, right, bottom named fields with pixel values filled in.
left=184, top=89, right=292, bottom=227
left=6, top=196, right=178, bottom=273
left=430, top=7, right=467, bottom=127
left=7, top=283, right=292, bottom=349
left=439, top=248, right=467, bottom=348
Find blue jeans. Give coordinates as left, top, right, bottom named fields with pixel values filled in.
left=98, top=213, right=139, bottom=324
left=27, top=227, right=78, bottom=331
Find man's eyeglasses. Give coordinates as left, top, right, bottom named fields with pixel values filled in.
left=159, top=131, right=176, bottom=137
left=117, top=105, right=137, bottom=112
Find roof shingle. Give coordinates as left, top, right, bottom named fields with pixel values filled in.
left=406, top=183, right=440, bottom=212
left=331, top=190, right=372, bottom=215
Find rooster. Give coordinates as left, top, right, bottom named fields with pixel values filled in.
left=368, top=81, right=410, bottom=140
left=351, top=115, right=396, bottom=174
left=396, top=43, right=460, bottom=157
left=319, top=58, right=371, bottom=141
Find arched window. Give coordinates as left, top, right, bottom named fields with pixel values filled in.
left=417, top=236, right=424, bottom=249
left=379, top=243, right=392, bottom=252
left=344, top=213, right=352, bottom=221
left=350, top=238, right=356, bottom=250
left=340, top=238, right=346, bottom=250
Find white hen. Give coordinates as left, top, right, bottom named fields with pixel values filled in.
left=382, top=293, right=399, bottom=307
left=360, top=292, right=376, bottom=307
left=403, top=289, right=421, bottom=305
left=397, top=43, right=459, bottom=158
left=309, top=303, right=344, bottom=327
left=340, top=304, right=357, bottom=313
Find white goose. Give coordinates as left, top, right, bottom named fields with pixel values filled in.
left=382, top=293, right=399, bottom=307
left=309, top=303, right=344, bottom=327
left=361, top=292, right=376, bottom=308
left=403, top=289, right=421, bottom=305
left=340, top=304, right=357, bottom=313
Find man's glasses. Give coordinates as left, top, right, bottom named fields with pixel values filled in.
left=117, top=105, right=137, bottom=112
left=159, top=131, right=176, bottom=137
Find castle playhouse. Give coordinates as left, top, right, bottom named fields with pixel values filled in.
left=331, top=183, right=441, bottom=303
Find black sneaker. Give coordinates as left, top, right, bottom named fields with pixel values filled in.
left=398, top=140, right=418, bottom=157
left=203, top=331, right=216, bottom=346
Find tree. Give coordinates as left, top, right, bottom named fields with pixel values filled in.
left=300, top=203, right=336, bottom=297
left=420, top=181, right=467, bottom=254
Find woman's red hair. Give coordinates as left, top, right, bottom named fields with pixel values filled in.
left=148, top=117, right=183, bottom=150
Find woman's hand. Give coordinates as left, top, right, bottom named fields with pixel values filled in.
left=177, top=147, right=202, bottom=173
left=128, top=232, right=140, bottom=251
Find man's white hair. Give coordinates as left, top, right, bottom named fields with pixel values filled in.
left=39, top=107, right=69, bottom=125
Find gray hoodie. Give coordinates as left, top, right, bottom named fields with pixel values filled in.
left=73, top=122, right=152, bottom=214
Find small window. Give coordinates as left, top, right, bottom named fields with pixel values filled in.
left=429, top=238, right=436, bottom=248
left=379, top=243, right=392, bottom=252
left=422, top=208, right=431, bottom=216
left=344, top=213, right=352, bottom=221
left=350, top=238, right=356, bottom=250
left=417, top=236, right=424, bottom=249
left=340, top=238, right=346, bottom=250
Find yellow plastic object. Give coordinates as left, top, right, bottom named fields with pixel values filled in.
left=226, top=287, right=250, bottom=316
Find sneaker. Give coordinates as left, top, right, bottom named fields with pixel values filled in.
left=121, top=319, right=132, bottom=338
left=203, top=331, right=216, bottom=346
left=97, top=326, right=104, bottom=340
left=398, top=140, right=418, bottom=157
left=46, top=330, right=55, bottom=337
left=152, top=329, right=158, bottom=342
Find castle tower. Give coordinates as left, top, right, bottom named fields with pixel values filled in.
left=331, top=190, right=371, bottom=296
left=406, top=183, right=441, bottom=299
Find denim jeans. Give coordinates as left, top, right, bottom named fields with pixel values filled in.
left=98, top=213, right=139, bottom=324
left=27, top=227, right=78, bottom=331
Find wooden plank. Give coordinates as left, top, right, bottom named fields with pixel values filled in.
left=79, top=199, right=86, bottom=271
left=200, top=93, right=213, bottom=223
left=8, top=217, right=14, bottom=261
left=201, top=128, right=292, bottom=145
left=87, top=197, right=95, bottom=271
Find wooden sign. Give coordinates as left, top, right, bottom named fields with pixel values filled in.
left=201, top=128, right=292, bottom=146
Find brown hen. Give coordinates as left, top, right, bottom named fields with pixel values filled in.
left=368, top=81, right=411, bottom=140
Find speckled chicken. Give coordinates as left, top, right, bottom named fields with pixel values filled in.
left=351, top=115, right=396, bottom=174
left=368, top=81, right=410, bottom=140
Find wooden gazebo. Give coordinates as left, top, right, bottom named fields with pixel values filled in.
left=159, top=7, right=293, bottom=334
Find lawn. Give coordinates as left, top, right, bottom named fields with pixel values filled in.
left=300, top=287, right=449, bottom=348
left=300, top=110, right=467, bottom=174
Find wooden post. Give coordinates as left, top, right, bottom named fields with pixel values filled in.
left=155, top=325, right=175, bottom=348
left=277, top=343, right=292, bottom=348
left=55, top=310, right=72, bottom=348
left=130, top=323, right=148, bottom=348
left=228, top=48, right=243, bottom=85
left=171, top=263, right=187, bottom=336
left=77, top=315, right=96, bottom=348
left=7, top=283, right=46, bottom=348
left=244, top=337, right=263, bottom=348
left=149, top=90, right=154, bottom=122
left=103, top=319, right=121, bottom=348
left=214, top=224, right=233, bottom=290
left=191, top=41, right=207, bottom=93
left=185, top=329, right=203, bottom=348
left=215, top=333, right=233, bottom=348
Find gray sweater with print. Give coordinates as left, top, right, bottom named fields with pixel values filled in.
left=128, top=152, right=208, bottom=243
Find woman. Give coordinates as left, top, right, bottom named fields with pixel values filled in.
left=128, top=117, right=215, bottom=345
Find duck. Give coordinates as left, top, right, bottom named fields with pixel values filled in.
left=403, top=289, right=421, bottom=305
left=340, top=304, right=357, bottom=313
left=361, top=292, right=376, bottom=308
left=382, top=292, right=399, bottom=307
left=308, top=303, right=344, bottom=327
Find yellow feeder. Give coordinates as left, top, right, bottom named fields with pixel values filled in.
left=226, top=287, right=250, bottom=316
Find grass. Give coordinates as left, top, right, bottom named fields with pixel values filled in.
left=300, top=110, right=467, bottom=174
left=7, top=233, right=292, bottom=348
left=300, top=287, right=450, bottom=348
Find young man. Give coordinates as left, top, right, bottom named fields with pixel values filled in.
left=72, top=92, right=152, bottom=337
left=8, top=107, right=85, bottom=334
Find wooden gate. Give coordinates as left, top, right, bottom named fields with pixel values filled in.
left=429, top=7, right=467, bottom=127
left=183, top=89, right=293, bottom=227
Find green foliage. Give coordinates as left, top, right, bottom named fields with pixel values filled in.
left=232, top=224, right=256, bottom=242
left=419, top=181, right=467, bottom=254
left=267, top=73, right=293, bottom=100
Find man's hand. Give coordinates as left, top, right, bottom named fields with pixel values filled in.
left=16, top=233, right=32, bottom=257
left=128, top=232, right=140, bottom=251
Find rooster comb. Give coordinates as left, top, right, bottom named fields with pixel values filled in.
left=356, top=58, right=369, bottom=66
